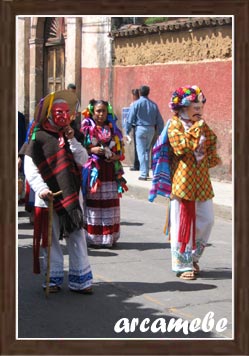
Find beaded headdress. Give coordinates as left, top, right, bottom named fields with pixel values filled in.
left=169, top=85, right=206, bottom=111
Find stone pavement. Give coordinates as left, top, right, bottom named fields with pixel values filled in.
left=123, top=165, right=233, bottom=220
left=18, top=198, right=233, bottom=339
left=17, top=167, right=233, bottom=340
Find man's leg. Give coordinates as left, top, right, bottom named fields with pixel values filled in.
left=193, top=199, right=214, bottom=263
left=67, top=228, right=93, bottom=291
left=136, top=126, right=148, bottom=178
left=170, top=198, right=194, bottom=273
left=133, top=127, right=140, bottom=170
left=145, top=127, right=156, bottom=177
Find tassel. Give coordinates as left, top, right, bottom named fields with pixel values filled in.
left=90, top=179, right=101, bottom=193
left=35, top=98, right=44, bottom=124
left=178, top=199, right=196, bottom=253
left=81, top=166, right=89, bottom=197
left=114, top=135, right=121, bottom=151
left=47, top=92, right=55, bottom=118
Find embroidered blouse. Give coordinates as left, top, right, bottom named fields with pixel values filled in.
left=80, top=115, right=128, bottom=196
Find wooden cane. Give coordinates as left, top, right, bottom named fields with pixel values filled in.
left=163, top=197, right=170, bottom=241
left=45, top=190, right=63, bottom=297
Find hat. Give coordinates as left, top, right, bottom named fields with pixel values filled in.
left=169, top=85, right=206, bottom=111
left=67, top=83, right=76, bottom=90
left=34, top=90, right=79, bottom=123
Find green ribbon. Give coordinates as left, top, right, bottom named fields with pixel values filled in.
left=31, top=126, right=39, bottom=140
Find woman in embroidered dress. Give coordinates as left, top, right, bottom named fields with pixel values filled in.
left=80, top=99, right=127, bottom=248
left=167, top=85, right=221, bottom=280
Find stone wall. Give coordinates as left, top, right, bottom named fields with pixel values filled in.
left=113, top=26, right=232, bottom=65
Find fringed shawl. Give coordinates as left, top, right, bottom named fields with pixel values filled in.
left=148, top=120, right=172, bottom=202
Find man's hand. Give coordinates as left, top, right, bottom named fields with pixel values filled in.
left=105, top=152, right=120, bottom=162
left=38, top=189, right=53, bottom=200
left=18, top=157, right=22, bottom=169
left=64, top=125, right=74, bottom=139
left=90, top=146, right=105, bottom=155
left=125, top=135, right=132, bottom=144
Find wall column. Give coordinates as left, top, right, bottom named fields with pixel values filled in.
left=17, top=17, right=25, bottom=114
left=81, top=16, right=112, bottom=108
left=64, top=17, right=82, bottom=100
left=29, top=38, right=44, bottom=119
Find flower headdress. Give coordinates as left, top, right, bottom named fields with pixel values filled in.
left=169, top=85, right=206, bottom=112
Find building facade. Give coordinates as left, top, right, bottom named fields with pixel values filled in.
left=17, top=16, right=232, bottom=180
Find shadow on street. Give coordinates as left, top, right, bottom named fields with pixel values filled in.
left=18, top=244, right=217, bottom=339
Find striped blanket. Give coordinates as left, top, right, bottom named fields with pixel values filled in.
left=148, top=120, right=172, bottom=202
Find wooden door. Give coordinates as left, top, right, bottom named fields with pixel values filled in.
left=45, top=45, right=65, bottom=93
left=44, top=17, right=65, bottom=95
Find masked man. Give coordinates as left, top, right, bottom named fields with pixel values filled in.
left=167, top=85, right=221, bottom=280
left=24, top=90, right=93, bottom=294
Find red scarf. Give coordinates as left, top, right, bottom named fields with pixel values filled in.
left=178, top=199, right=196, bottom=253
left=33, top=207, right=49, bottom=273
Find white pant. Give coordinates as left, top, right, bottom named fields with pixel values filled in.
left=41, top=211, right=93, bottom=290
left=170, top=199, right=214, bottom=272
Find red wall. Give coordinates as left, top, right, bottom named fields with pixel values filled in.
left=81, top=68, right=111, bottom=109
left=82, top=61, right=232, bottom=180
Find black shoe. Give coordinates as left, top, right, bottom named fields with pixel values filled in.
left=130, top=167, right=139, bottom=171
left=43, top=285, right=61, bottom=293
left=88, top=243, right=102, bottom=249
left=138, top=176, right=147, bottom=181
left=102, top=244, right=113, bottom=248
left=69, top=286, right=93, bottom=295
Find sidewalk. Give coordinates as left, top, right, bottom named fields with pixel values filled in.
left=123, top=165, right=233, bottom=220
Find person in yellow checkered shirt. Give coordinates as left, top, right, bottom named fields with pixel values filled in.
left=168, top=85, right=221, bottom=280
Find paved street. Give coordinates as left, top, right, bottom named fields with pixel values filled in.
left=18, top=195, right=232, bottom=339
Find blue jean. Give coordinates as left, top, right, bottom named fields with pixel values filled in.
left=135, top=125, right=155, bottom=178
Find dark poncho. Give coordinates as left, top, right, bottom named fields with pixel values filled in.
left=25, top=126, right=83, bottom=235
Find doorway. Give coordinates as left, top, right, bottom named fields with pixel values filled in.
left=44, top=17, right=65, bottom=94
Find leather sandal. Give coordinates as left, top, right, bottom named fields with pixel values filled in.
left=177, top=271, right=196, bottom=280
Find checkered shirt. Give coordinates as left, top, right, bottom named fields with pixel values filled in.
left=168, top=116, right=221, bottom=201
